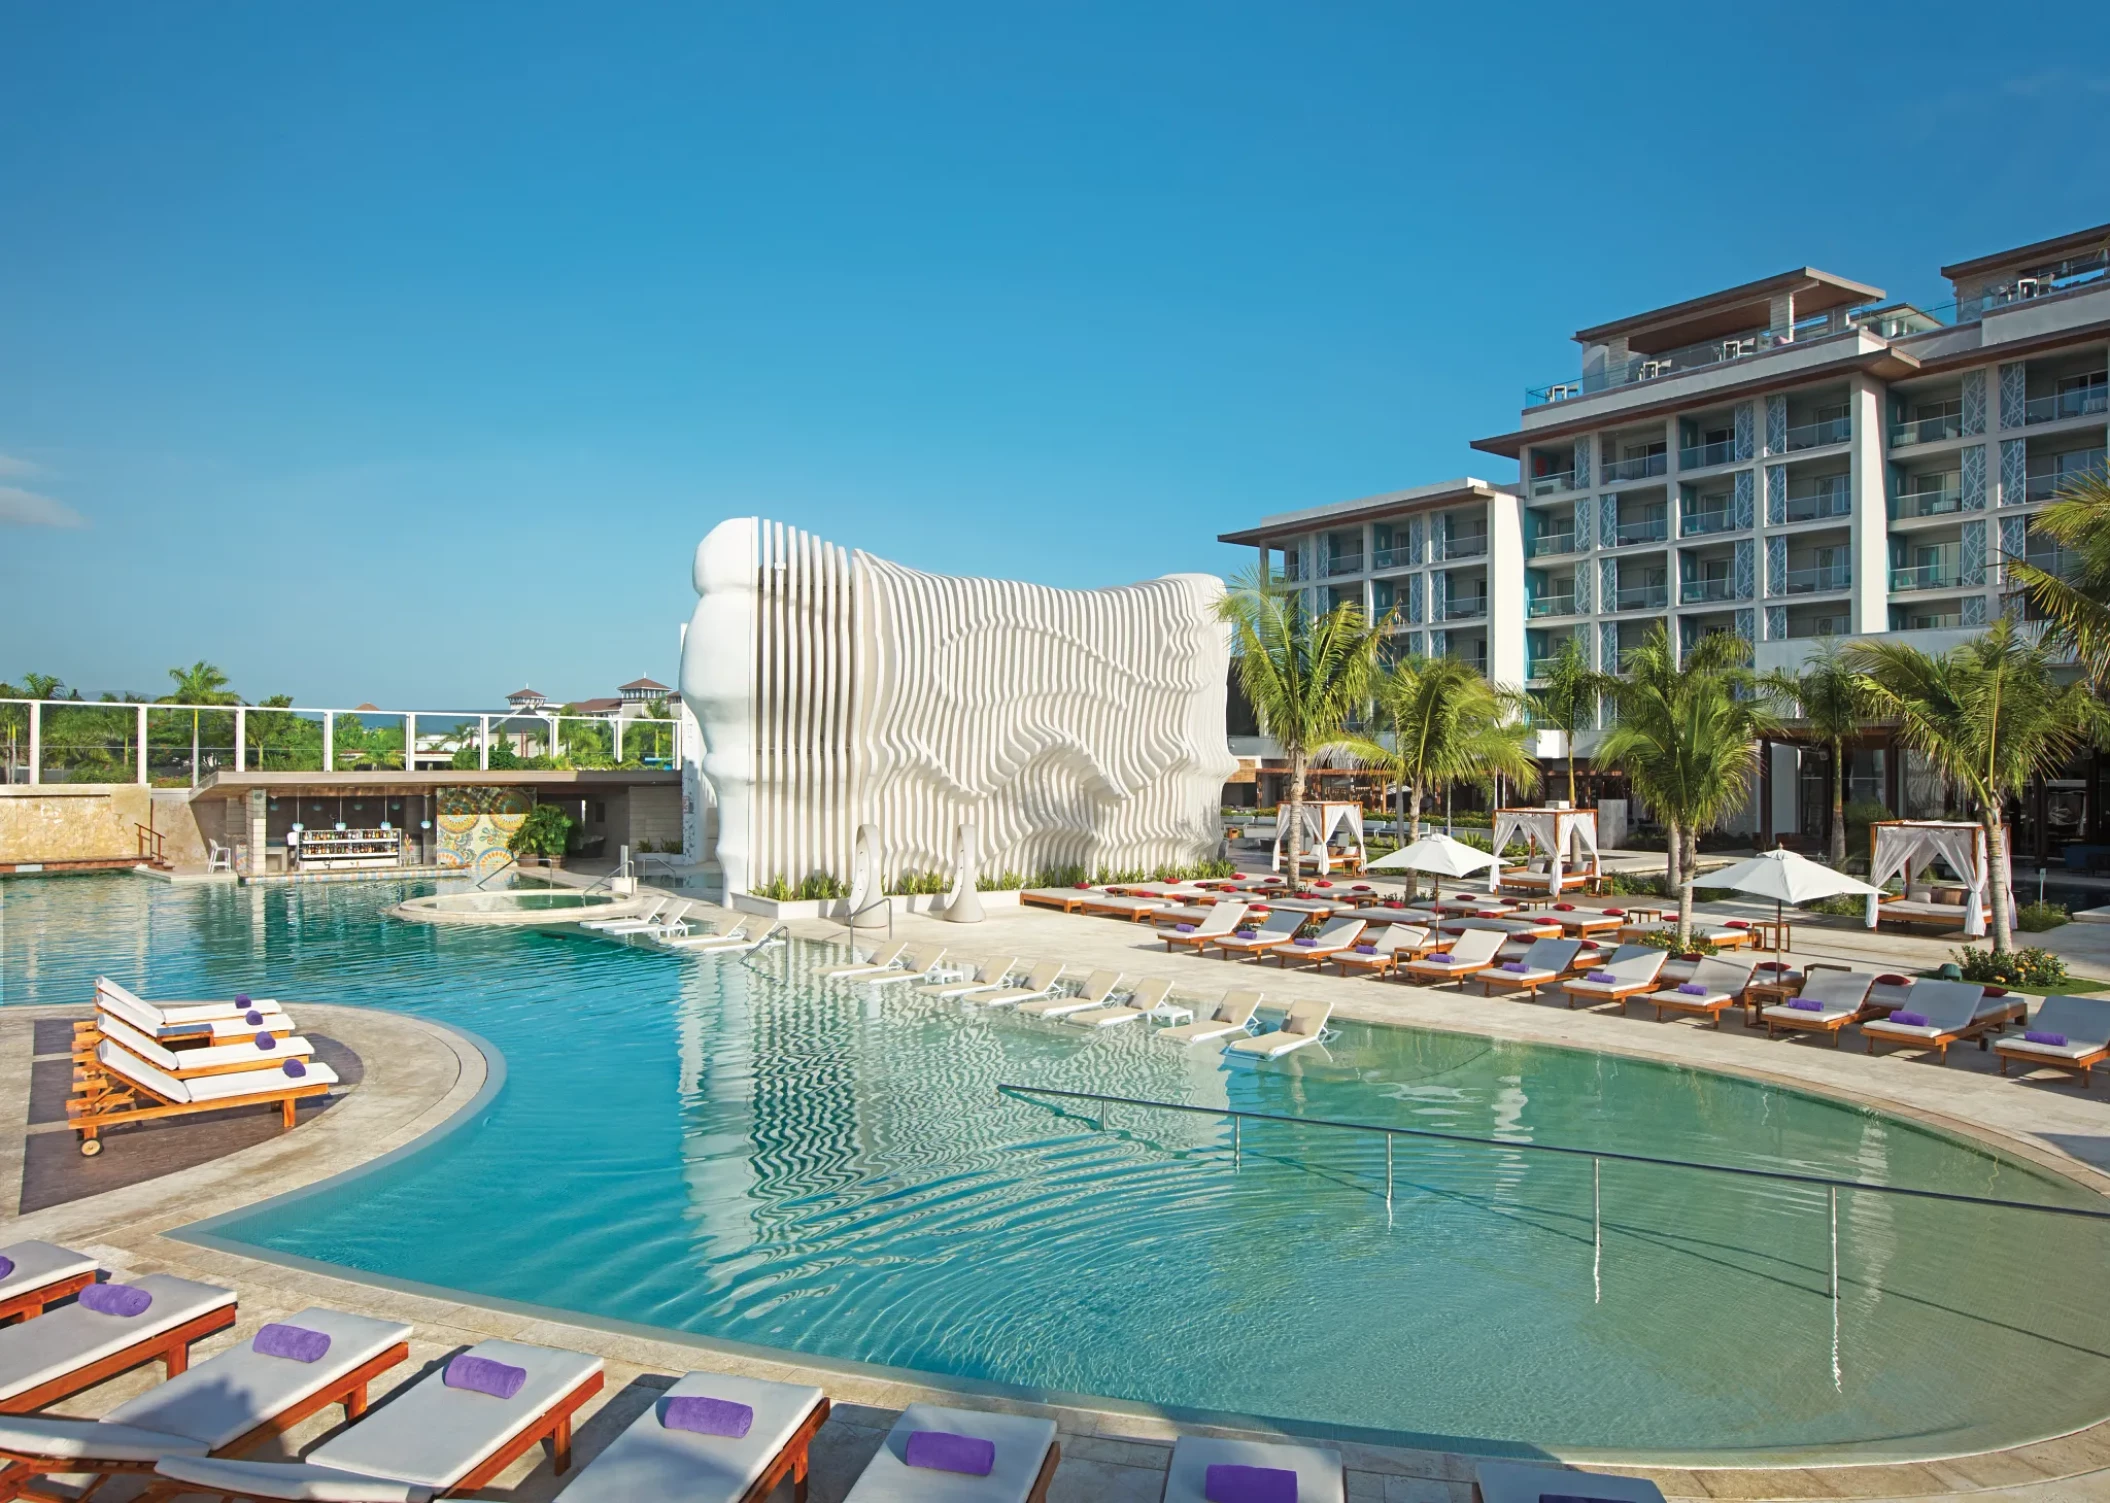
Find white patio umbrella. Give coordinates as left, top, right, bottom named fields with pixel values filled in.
left=1703, top=848, right=1880, bottom=969
left=1365, top=832, right=1499, bottom=899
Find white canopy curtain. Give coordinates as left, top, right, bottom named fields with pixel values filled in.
left=1271, top=801, right=1367, bottom=874
left=1865, top=820, right=2012, bottom=938
left=1484, top=807, right=1601, bottom=894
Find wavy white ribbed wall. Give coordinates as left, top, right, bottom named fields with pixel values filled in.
left=680, top=517, right=1237, bottom=894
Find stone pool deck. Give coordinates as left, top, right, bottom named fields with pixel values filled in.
left=6, top=904, right=2110, bottom=1501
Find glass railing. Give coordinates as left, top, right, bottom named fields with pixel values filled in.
left=1680, top=577, right=1734, bottom=603
left=1370, top=545, right=1411, bottom=571
left=1443, top=598, right=1489, bottom=621
left=1325, top=553, right=1364, bottom=577
left=1889, top=411, right=1962, bottom=447
left=1435, top=533, right=1488, bottom=560
left=1529, top=470, right=1578, bottom=496
left=2022, top=383, right=2109, bottom=425
left=1529, top=531, right=1577, bottom=558
left=1785, top=615, right=1852, bottom=639
left=2022, top=546, right=2081, bottom=579
left=2025, top=450, right=2107, bottom=502
left=1892, top=609, right=1964, bottom=630
left=1601, top=453, right=1668, bottom=483
left=1680, top=509, right=1734, bottom=536
left=1613, top=517, right=1669, bottom=545
left=1613, top=584, right=1669, bottom=610
left=1783, top=566, right=1852, bottom=595
left=1784, top=481, right=1852, bottom=522
left=1784, top=415, right=1852, bottom=451
left=1526, top=594, right=1577, bottom=618
left=1276, top=563, right=1304, bottom=582
left=1890, top=562, right=1961, bottom=591
left=1888, top=479, right=1963, bottom=519
left=1679, top=439, right=1736, bottom=469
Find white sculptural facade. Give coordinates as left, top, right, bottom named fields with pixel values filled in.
left=680, top=517, right=1237, bottom=895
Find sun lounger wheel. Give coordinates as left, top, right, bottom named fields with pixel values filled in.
left=78, top=1135, right=101, bottom=1157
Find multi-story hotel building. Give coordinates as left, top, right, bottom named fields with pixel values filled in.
left=1219, top=222, right=2108, bottom=850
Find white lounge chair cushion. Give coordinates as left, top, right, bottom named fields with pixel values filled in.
left=1999, top=1035, right=2103, bottom=1061
left=105, top=1307, right=412, bottom=1449
left=99, top=1015, right=315, bottom=1075
left=98, top=1042, right=339, bottom=1104
left=0, top=1241, right=98, bottom=1304
left=1763, top=1002, right=1861, bottom=1026
left=1475, top=1459, right=1664, bottom=1503
left=0, top=1415, right=208, bottom=1462
left=1225, top=1030, right=1316, bottom=1059
left=154, top=1457, right=432, bottom=1501
left=97, top=980, right=283, bottom=1025
left=1163, top=1436, right=1344, bottom=1503
left=1647, top=987, right=1731, bottom=1009
left=1485, top=966, right=1562, bottom=986
left=557, top=1370, right=824, bottom=1503
left=0, top=1274, right=236, bottom=1403
left=843, top=1402, right=1055, bottom=1502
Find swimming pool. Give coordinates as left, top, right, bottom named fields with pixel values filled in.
left=6, top=875, right=2109, bottom=1462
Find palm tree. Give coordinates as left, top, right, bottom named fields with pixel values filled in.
left=2006, top=471, right=2110, bottom=691
left=1848, top=620, right=2104, bottom=951
left=161, top=661, right=237, bottom=789
left=1762, top=638, right=1867, bottom=868
left=1376, top=655, right=1537, bottom=897
left=1596, top=625, right=1777, bottom=945
left=1532, top=633, right=1615, bottom=807
left=1216, top=572, right=1389, bottom=890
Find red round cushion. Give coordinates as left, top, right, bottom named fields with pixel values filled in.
left=1875, top=973, right=1909, bottom=986
left=1553, top=903, right=1575, bottom=911
left=1073, top=883, right=1091, bottom=890
left=1604, top=908, right=1626, bottom=918
left=1725, top=920, right=1750, bottom=929
left=1985, top=985, right=2008, bottom=997
left=1679, top=952, right=1704, bottom=962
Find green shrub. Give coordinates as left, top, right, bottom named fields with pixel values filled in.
left=1803, top=893, right=1866, bottom=917
left=1630, top=930, right=1720, bottom=957
left=796, top=872, right=847, bottom=901
left=1606, top=872, right=1664, bottom=896
left=887, top=870, right=948, bottom=896
left=1951, top=946, right=2069, bottom=989
left=2017, top=901, right=2070, bottom=933
left=508, top=804, right=573, bottom=857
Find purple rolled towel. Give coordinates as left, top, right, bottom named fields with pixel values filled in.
left=2026, top=1030, right=2069, bottom=1046
left=255, top=1032, right=277, bottom=1050
left=903, top=1430, right=995, bottom=1476
left=246, top=1010, right=264, bottom=1026
left=1233, top=930, right=1257, bottom=940
left=1586, top=970, right=1617, bottom=983
left=663, top=1395, right=754, bottom=1437
left=1787, top=998, right=1824, bottom=1011
left=444, top=1353, right=527, bottom=1400
left=1176, top=923, right=1196, bottom=934
left=283, top=1059, right=307, bottom=1078
left=1677, top=983, right=1708, bottom=996
left=1292, top=937, right=1317, bottom=947
left=1205, top=1462, right=1298, bottom=1503
left=1890, top=1010, right=1929, bottom=1027
left=79, top=1283, right=152, bottom=1318
left=1354, top=944, right=1377, bottom=955
left=0, top=1256, right=13, bottom=1280
left=235, top=993, right=251, bottom=1005
left=1500, top=961, right=1530, bottom=973
left=254, top=1323, right=332, bottom=1362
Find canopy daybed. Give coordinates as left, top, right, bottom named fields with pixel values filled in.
left=1864, top=820, right=2012, bottom=937
left=1271, top=801, right=1367, bottom=876
left=1485, top=807, right=1603, bottom=896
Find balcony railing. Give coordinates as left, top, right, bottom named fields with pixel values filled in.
left=1442, top=597, right=1489, bottom=621
left=1889, top=411, right=1962, bottom=447
left=1783, top=566, right=1852, bottom=595
left=1784, top=480, right=1852, bottom=522
left=1276, top=562, right=1304, bottom=582
left=1890, top=562, right=1961, bottom=591
left=1680, top=577, right=1735, bottom=603
left=1601, top=453, right=1668, bottom=484
left=2022, top=545, right=2081, bottom=579
left=1613, top=517, right=1669, bottom=545
left=1784, top=415, right=1852, bottom=451
left=1613, top=584, right=1669, bottom=611
left=1529, top=469, right=1579, bottom=496
left=1784, top=615, right=1852, bottom=639
left=1371, top=545, right=1411, bottom=571
left=1325, top=552, right=1364, bottom=577
left=1523, top=313, right=1877, bottom=407
left=1679, top=439, right=1736, bottom=469
left=1526, top=594, right=1578, bottom=618
left=2025, top=450, right=2107, bottom=502
left=1529, top=530, right=1577, bottom=558
left=1434, top=533, right=1488, bottom=561
left=2022, top=382, right=2108, bottom=426
left=1888, top=478, right=1963, bottom=519
left=1680, top=508, right=1734, bottom=536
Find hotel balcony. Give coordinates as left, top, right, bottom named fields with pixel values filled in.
left=1889, top=409, right=1962, bottom=448
left=1784, top=476, right=1852, bottom=523
left=1601, top=452, right=1669, bottom=484
left=1529, top=529, right=1577, bottom=558
left=1679, top=438, right=1736, bottom=470
left=2022, top=380, right=2108, bottom=426
left=1679, top=576, right=1735, bottom=604
left=1614, top=515, right=1669, bottom=546
left=1433, top=531, right=1489, bottom=561
left=1442, top=596, right=1489, bottom=622
left=2023, top=543, right=2082, bottom=580
left=1890, top=560, right=1962, bottom=592
left=1526, top=593, right=1577, bottom=618
left=1680, top=506, right=1734, bottom=537
left=1324, top=550, right=1364, bottom=577
left=1529, top=468, right=1579, bottom=496
left=1613, top=583, right=1669, bottom=612
left=1783, top=414, right=1852, bottom=451
left=1888, top=475, right=1963, bottom=520
left=2025, top=447, right=2107, bottom=502
left=1782, top=565, right=1851, bottom=595
left=1371, top=544, right=1411, bottom=571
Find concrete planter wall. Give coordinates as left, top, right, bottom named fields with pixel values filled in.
left=729, top=888, right=1025, bottom=921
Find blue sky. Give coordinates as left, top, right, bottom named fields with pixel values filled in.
left=4, top=2, right=2107, bottom=707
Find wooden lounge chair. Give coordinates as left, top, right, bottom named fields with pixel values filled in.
left=1066, top=977, right=1174, bottom=1028
left=81, top=1014, right=316, bottom=1083
left=1860, top=981, right=1996, bottom=1059
left=1158, top=990, right=1263, bottom=1045
left=971, top=960, right=1066, bottom=1009
left=817, top=942, right=907, bottom=980
left=1615, top=918, right=1756, bottom=949
left=1162, top=1435, right=1344, bottom=1503
left=0, top=1244, right=98, bottom=1327
left=915, top=958, right=1019, bottom=1000
left=1557, top=946, right=1668, bottom=1010
left=0, top=1307, right=410, bottom=1501
left=1995, top=995, right=2110, bottom=1086
left=94, top=978, right=286, bottom=1027
left=1394, top=929, right=1505, bottom=988
left=153, top=1339, right=605, bottom=1502
left=1473, top=938, right=1586, bottom=998
left=1543, top=904, right=1625, bottom=937
left=1328, top=925, right=1430, bottom=977
left=1270, top=917, right=1367, bottom=969
left=90, top=981, right=294, bottom=1049
left=69, top=1043, right=336, bottom=1157
left=1225, top=1000, right=1334, bottom=1059
left=1019, top=887, right=1094, bottom=912
left=1016, top=970, right=1123, bottom=1019
left=1159, top=902, right=1250, bottom=951
left=1075, top=893, right=1170, bottom=922
left=1205, top=913, right=1305, bottom=962
left=0, top=1274, right=237, bottom=1415
left=1475, top=1458, right=1664, bottom=1503
left=1640, top=955, right=1760, bottom=1026
left=1760, top=966, right=1877, bottom=1045
left=1439, top=915, right=1562, bottom=941
left=843, top=1401, right=1057, bottom=1503
left=551, top=1369, right=828, bottom=1503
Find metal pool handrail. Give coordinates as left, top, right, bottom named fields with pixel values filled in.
left=994, top=1083, right=2110, bottom=1221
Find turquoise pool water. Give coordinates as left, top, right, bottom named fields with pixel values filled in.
left=6, top=875, right=2109, bottom=1461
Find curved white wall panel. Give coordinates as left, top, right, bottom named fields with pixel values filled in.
left=680, top=517, right=1236, bottom=894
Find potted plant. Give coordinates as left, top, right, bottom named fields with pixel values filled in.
left=509, top=804, right=574, bottom=870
